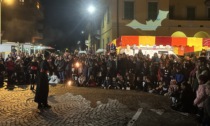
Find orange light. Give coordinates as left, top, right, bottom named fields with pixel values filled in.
left=68, top=81, right=72, bottom=86
left=4, top=0, right=15, bottom=5
left=75, top=62, right=80, bottom=68
left=36, top=2, right=40, bottom=9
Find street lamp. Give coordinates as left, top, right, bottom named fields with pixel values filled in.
left=87, top=5, right=96, bottom=53
left=87, top=5, right=95, bottom=14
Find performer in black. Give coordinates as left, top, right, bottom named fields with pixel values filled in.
left=34, top=51, right=51, bottom=109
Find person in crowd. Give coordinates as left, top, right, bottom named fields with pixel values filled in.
left=116, top=73, right=125, bottom=90
left=189, top=63, right=199, bottom=94
left=106, top=55, right=117, bottom=79
left=141, top=62, right=150, bottom=84
left=143, top=76, right=152, bottom=92
left=174, top=64, right=185, bottom=86
left=124, top=75, right=131, bottom=90
left=28, top=57, right=39, bottom=90
left=96, top=67, right=103, bottom=86
left=65, top=55, right=74, bottom=81
left=194, top=74, right=208, bottom=123
left=173, top=81, right=194, bottom=113
left=34, top=51, right=51, bottom=109
left=15, top=57, right=25, bottom=85
left=57, top=56, right=66, bottom=83
left=117, top=54, right=127, bottom=77
left=168, top=79, right=179, bottom=107
left=78, top=74, right=86, bottom=87
left=87, top=55, right=94, bottom=79
left=134, top=76, right=143, bottom=90
left=86, top=75, right=96, bottom=87
left=183, top=56, right=194, bottom=82
left=102, top=76, right=111, bottom=89
left=23, top=54, right=31, bottom=84
left=159, top=82, right=169, bottom=96
left=5, top=57, right=15, bottom=88
left=151, top=53, right=160, bottom=87
left=49, top=72, right=60, bottom=85
left=160, top=62, right=171, bottom=86
left=153, top=81, right=163, bottom=94
left=0, top=53, right=4, bottom=64
left=111, top=77, right=118, bottom=89
left=196, top=57, right=209, bottom=84
left=203, top=81, right=210, bottom=125
left=0, top=59, right=6, bottom=87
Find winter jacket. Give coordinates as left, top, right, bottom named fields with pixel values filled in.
left=194, top=83, right=207, bottom=108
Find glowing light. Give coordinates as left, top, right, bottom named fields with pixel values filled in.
left=75, top=62, right=80, bottom=68
left=4, top=0, right=15, bottom=5
left=87, top=5, right=95, bottom=14
left=36, top=2, right=40, bottom=9
left=68, top=81, right=72, bottom=86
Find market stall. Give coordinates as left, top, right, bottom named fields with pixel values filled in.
left=107, top=36, right=210, bottom=56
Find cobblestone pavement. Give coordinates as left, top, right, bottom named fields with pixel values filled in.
left=0, top=84, right=198, bottom=126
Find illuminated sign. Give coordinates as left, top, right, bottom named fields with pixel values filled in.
left=126, top=10, right=169, bottom=31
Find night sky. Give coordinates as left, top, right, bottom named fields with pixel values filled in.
left=40, top=0, right=91, bottom=51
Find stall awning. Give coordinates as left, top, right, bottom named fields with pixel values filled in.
left=121, top=36, right=139, bottom=47
left=139, top=36, right=155, bottom=46
left=203, top=38, right=210, bottom=47
left=114, top=36, right=210, bottom=47
left=156, top=36, right=172, bottom=46
left=171, top=37, right=187, bottom=46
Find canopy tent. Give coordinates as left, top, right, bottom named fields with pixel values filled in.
left=108, top=36, right=210, bottom=55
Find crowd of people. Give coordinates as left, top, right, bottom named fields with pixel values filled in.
left=0, top=49, right=210, bottom=125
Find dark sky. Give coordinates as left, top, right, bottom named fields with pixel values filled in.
left=40, top=0, right=91, bottom=51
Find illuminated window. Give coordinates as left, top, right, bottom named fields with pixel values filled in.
left=36, top=2, right=40, bottom=9
left=187, top=7, right=195, bottom=20
left=148, top=2, right=158, bottom=20
left=124, top=1, right=134, bottom=19
left=19, top=0, right=24, bottom=5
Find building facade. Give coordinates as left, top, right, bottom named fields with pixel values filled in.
left=1, top=0, right=43, bottom=43
left=100, top=0, right=210, bottom=49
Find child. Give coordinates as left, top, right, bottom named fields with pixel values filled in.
left=78, top=74, right=86, bottom=87
left=86, top=75, right=96, bottom=87
left=102, top=76, right=111, bottom=89
left=125, top=75, right=131, bottom=90
left=168, top=79, right=179, bottom=107
left=112, top=77, right=118, bottom=89
left=49, top=72, right=60, bottom=85
left=116, top=74, right=125, bottom=90
left=153, top=81, right=163, bottom=94
left=134, top=76, right=142, bottom=90
left=160, top=82, right=168, bottom=96
left=143, top=76, right=152, bottom=92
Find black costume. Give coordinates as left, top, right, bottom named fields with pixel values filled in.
left=34, top=52, right=51, bottom=109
